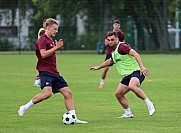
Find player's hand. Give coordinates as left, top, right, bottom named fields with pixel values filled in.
left=55, top=39, right=64, bottom=49
left=90, top=66, right=100, bottom=71
left=140, top=66, right=148, bottom=76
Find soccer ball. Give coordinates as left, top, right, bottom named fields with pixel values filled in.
left=62, top=112, right=76, bottom=125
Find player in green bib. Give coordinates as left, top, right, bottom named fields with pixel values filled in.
left=111, top=42, right=140, bottom=76
left=91, top=32, right=155, bottom=118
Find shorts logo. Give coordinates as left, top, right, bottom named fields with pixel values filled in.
left=46, top=82, right=49, bottom=85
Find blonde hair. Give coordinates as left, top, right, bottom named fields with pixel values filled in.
left=45, top=18, right=59, bottom=27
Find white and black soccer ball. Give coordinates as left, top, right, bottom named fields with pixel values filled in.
left=62, top=112, right=76, bottom=125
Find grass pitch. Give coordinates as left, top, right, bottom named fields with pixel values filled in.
left=0, top=53, right=180, bottom=133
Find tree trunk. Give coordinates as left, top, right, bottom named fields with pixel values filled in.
left=103, top=0, right=110, bottom=38
left=161, top=0, right=170, bottom=51
left=145, top=0, right=170, bottom=52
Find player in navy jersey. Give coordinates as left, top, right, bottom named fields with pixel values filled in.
left=99, top=20, right=125, bottom=88
left=18, top=18, right=88, bottom=124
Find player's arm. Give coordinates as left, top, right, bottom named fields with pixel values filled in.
left=129, top=49, right=148, bottom=76
left=40, top=39, right=63, bottom=58
left=90, top=58, right=113, bottom=71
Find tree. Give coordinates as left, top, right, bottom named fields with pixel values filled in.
left=124, top=0, right=180, bottom=52
left=144, top=0, right=169, bottom=52
left=30, top=0, right=179, bottom=51
left=31, top=0, right=100, bottom=50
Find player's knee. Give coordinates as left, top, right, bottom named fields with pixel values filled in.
left=128, top=85, right=136, bottom=91
left=115, top=92, right=123, bottom=99
left=64, top=91, right=73, bottom=99
left=115, top=93, right=119, bottom=99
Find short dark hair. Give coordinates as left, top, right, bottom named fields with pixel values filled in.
left=113, top=20, right=120, bottom=24
left=107, top=31, right=118, bottom=38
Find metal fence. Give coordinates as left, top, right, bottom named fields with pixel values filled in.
left=0, top=1, right=181, bottom=53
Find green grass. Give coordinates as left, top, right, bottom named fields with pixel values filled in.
left=0, top=54, right=180, bottom=133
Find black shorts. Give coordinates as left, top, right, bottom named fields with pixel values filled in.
left=39, top=71, right=68, bottom=94
left=105, top=53, right=113, bottom=66
left=121, top=70, right=145, bottom=86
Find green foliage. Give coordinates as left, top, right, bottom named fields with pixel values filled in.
left=0, top=0, right=18, bottom=8
left=71, top=34, right=99, bottom=50
left=1, top=0, right=181, bottom=51
left=31, top=0, right=81, bottom=19
left=31, top=0, right=105, bottom=50
left=168, top=0, right=179, bottom=13
left=32, top=0, right=57, bottom=18
left=29, top=0, right=181, bottom=51
left=108, top=0, right=125, bottom=15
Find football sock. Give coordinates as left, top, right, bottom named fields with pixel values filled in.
left=24, top=100, right=34, bottom=110
left=144, top=98, right=152, bottom=106
left=34, top=79, right=40, bottom=84
left=69, top=110, right=76, bottom=117
left=124, top=108, right=132, bottom=114
left=100, top=79, right=104, bottom=84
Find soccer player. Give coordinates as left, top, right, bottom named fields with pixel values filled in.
left=91, top=32, right=155, bottom=118
left=18, top=18, right=88, bottom=124
left=33, top=19, right=47, bottom=87
left=99, top=20, right=124, bottom=88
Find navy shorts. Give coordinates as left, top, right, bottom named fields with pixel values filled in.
left=39, top=71, right=68, bottom=94
left=105, top=53, right=113, bottom=66
left=121, top=70, right=145, bottom=86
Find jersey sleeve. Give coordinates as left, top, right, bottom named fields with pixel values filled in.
left=39, top=30, right=45, bottom=36
left=118, top=43, right=131, bottom=55
left=37, top=36, right=46, bottom=50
